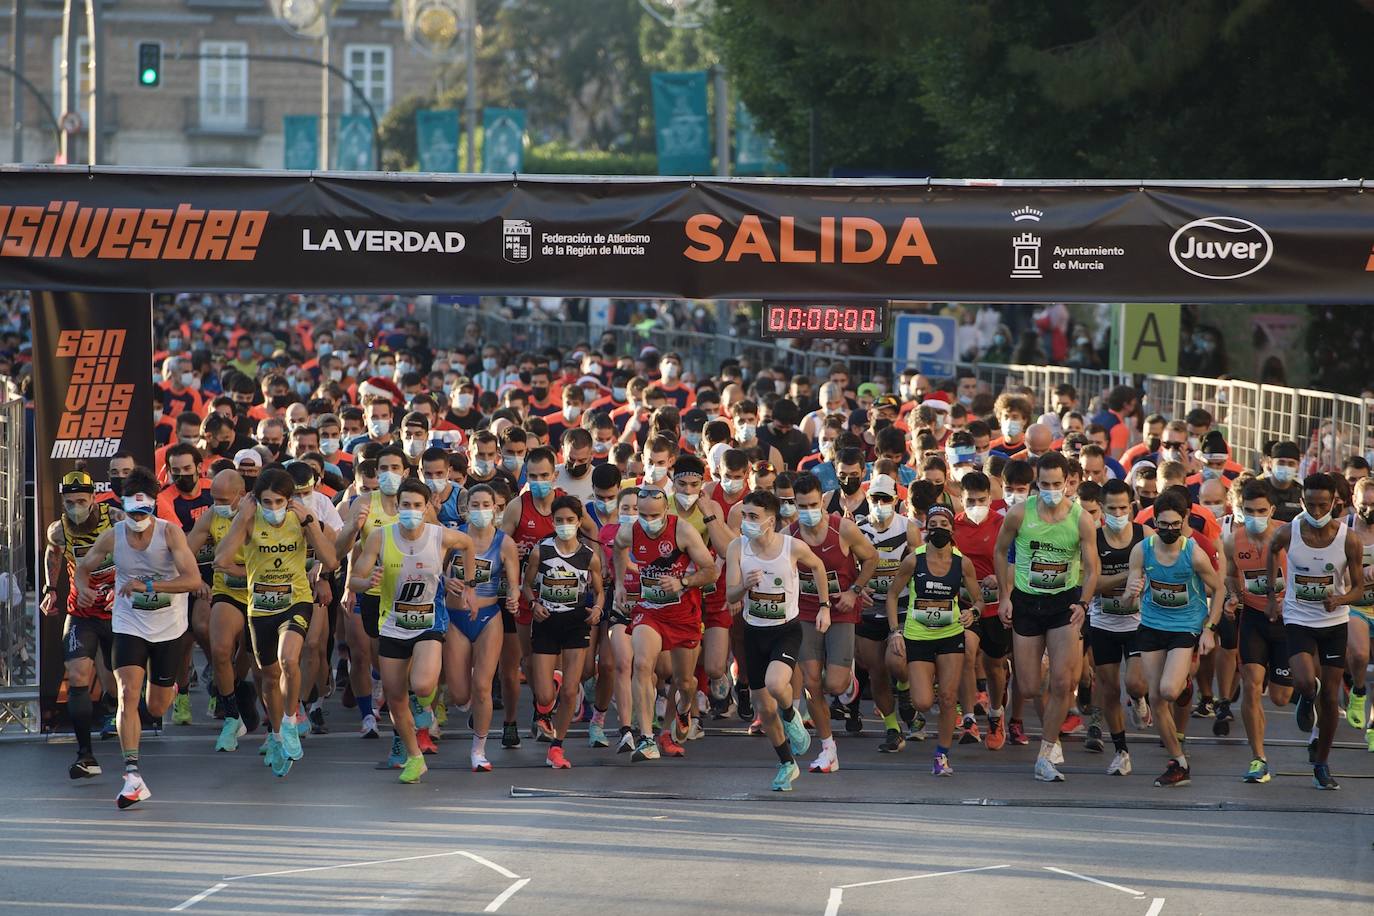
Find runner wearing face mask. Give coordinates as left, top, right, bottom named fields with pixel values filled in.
left=990, top=394, right=1033, bottom=460
left=827, top=448, right=871, bottom=520
left=345, top=397, right=397, bottom=457
left=705, top=448, right=750, bottom=520
left=547, top=387, right=587, bottom=445
left=655, top=352, right=695, bottom=411
left=156, top=443, right=214, bottom=727
left=335, top=445, right=407, bottom=738
left=952, top=471, right=1010, bottom=750
left=554, top=429, right=596, bottom=502
left=399, top=412, right=431, bottom=463
left=1262, top=441, right=1305, bottom=522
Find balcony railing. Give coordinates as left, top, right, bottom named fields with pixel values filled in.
left=183, top=96, right=264, bottom=137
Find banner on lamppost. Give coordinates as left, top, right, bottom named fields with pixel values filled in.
left=735, top=103, right=785, bottom=176
left=652, top=71, right=711, bottom=175
left=482, top=108, right=525, bottom=173
left=417, top=109, right=459, bottom=173
left=283, top=115, right=319, bottom=170
left=336, top=114, right=374, bottom=171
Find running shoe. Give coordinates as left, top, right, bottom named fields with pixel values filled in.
left=809, top=745, right=839, bottom=773
left=1242, top=757, right=1271, bottom=784
left=1307, top=732, right=1319, bottom=764
left=1367, top=728, right=1374, bottom=753
left=187, top=668, right=199, bottom=690
left=116, top=770, right=150, bottom=809
left=1049, top=742, right=1065, bottom=765
left=617, top=729, right=636, bottom=754
left=99, top=714, right=117, bottom=740
left=1213, top=700, right=1234, bottom=737
left=974, top=689, right=990, bottom=717
left=1059, top=712, right=1083, bottom=736
left=371, top=678, right=385, bottom=712
left=828, top=696, right=846, bottom=721
left=657, top=730, right=686, bottom=757
left=534, top=715, right=556, bottom=743
left=985, top=716, right=1006, bottom=751
left=411, top=695, right=434, bottom=731
left=1153, top=759, right=1191, bottom=788
left=1346, top=691, right=1367, bottom=730
left=898, top=692, right=917, bottom=728
left=736, top=686, right=754, bottom=722
left=1034, top=757, right=1065, bottom=782
left=398, top=755, right=427, bottom=784
left=685, top=719, right=706, bottom=742
left=771, top=760, right=800, bottom=792
left=471, top=751, right=492, bottom=772
left=69, top=750, right=101, bottom=779
left=906, top=712, right=927, bottom=742
left=932, top=752, right=953, bottom=777
left=588, top=722, right=609, bottom=748
left=387, top=735, right=406, bottom=769
left=416, top=727, right=439, bottom=756
left=844, top=700, right=864, bottom=735
left=631, top=735, right=660, bottom=761
left=1296, top=682, right=1318, bottom=732
left=1084, top=723, right=1104, bottom=754
left=748, top=717, right=765, bottom=736
left=279, top=716, right=303, bottom=761
left=172, top=692, right=192, bottom=726
left=959, top=718, right=982, bottom=745
left=271, top=747, right=294, bottom=778
left=294, top=709, right=309, bottom=738
left=1008, top=719, right=1029, bottom=746
left=501, top=722, right=521, bottom=749
left=671, top=713, right=690, bottom=744
left=1107, top=750, right=1132, bottom=776
left=360, top=713, right=380, bottom=739
left=1313, top=763, right=1340, bottom=790
left=215, top=717, right=246, bottom=753
left=262, top=734, right=280, bottom=768
left=546, top=746, right=572, bottom=769
left=1130, top=696, right=1153, bottom=730
left=877, top=726, right=905, bottom=753
left=434, top=699, right=448, bottom=726
left=782, top=713, right=811, bottom=756
left=207, top=694, right=219, bottom=719
left=308, top=705, right=327, bottom=735
left=1191, top=697, right=1215, bottom=719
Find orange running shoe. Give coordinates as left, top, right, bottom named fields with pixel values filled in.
left=985, top=716, right=1006, bottom=751
left=546, top=746, right=572, bottom=769
left=417, top=727, right=439, bottom=756
left=657, top=729, right=686, bottom=757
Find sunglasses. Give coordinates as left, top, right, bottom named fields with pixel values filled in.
left=637, top=487, right=666, bottom=499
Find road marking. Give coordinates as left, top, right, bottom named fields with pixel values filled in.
left=229, top=849, right=472, bottom=880
left=823, top=887, right=843, bottom=916
left=170, top=884, right=226, bottom=911
left=1043, top=866, right=1143, bottom=897
left=839, top=864, right=1010, bottom=889
left=1146, top=898, right=1166, bottom=916
left=457, top=850, right=521, bottom=880
left=485, top=877, right=530, bottom=913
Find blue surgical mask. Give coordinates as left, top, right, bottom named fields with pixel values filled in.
left=554, top=522, right=578, bottom=541
left=1003, top=420, right=1023, bottom=439
left=472, top=458, right=493, bottom=477
left=1039, top=486, right=1064, bottom=507
left=798, top=507, right=824, bottom=527
left=1243, top=514, right=1268, bottom=536
left=320, top=438, right=340, bottom=455
left=261, top=506, right=287, bottom=526
left=618, top=513, right=637, bottom=527
left=1303, top=509, right=1332, bottom=528
left=529, top=480, right=553, bottom=499
left=467, top=508, right=493, bottom=529
left=1103, top=512, right=1129, bottom=532
left=318, top=343, right=333, bottom=357
left=483, top=357, right=499, bottom=372
left=503, top=455, right=523, bottom=473
left=398, top=509, right=425, bottom=530
left=379, top=471, right=402, bottom=496
left=639, top=515, right=666, bottom=537
left=685, top=432, right=702, bottom=449
left=1272, top=465, right=1296, bottom=484
left=1202, top=466, right=1220, bottom=481
left=213, top=504, right=235, bottom=519
left=779, top=501, right=797, bottom=519
left=595, top=498, right=616, bottom=516
left=425, top=478, right=444, bottom=493
left=741, top=520, right=765, bottom=540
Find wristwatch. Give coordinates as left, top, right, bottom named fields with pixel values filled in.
left=848, top=584, right=864, bottom=595
left=303, top=514, right=316, bottom=526
left=1206, top=620, right=1220, bottom=632
left=703, top=515, right=717, bottom=525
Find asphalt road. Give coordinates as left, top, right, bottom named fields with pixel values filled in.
left=1, top=694, right=1371, bottom=915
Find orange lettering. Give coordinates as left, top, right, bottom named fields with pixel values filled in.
left=1, top=206, right=43, bottom=257
left=194, top=210, right=236, bottom=260
left=725, top=215, right=775, bottom=262
left=97, top=208, right=140, bottom=259
left=226, top=211, right=268, bottom=260
left=841, top=217, right=885, bottom=263
left=820, top=217, right=835, bottom=263
left=778, top=217, right=815, bottom=263
left=683, top=214, right=724, bottom=262
left=886, top=217, right=937, bottom=265
left=54, top=329, right=83, bottom=358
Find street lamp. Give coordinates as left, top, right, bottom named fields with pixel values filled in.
left=269, top=0, right=333, bottom=164
left=402, top=0, right=476, bottom=171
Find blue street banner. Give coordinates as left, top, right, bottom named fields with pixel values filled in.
left=335, top=114, right=374, bottom=171
left=283, top=115, right=319, bottom=170
left=735, top=103, right=785, bottom=176
left=416, top=109, right=459, bottom=173
left=652, top=71, right=711, bottom=175
left=482, top=107, right=526, bottom=173
left=893, top=313, right=958, bottom=378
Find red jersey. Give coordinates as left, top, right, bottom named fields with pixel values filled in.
left=631, top=514, right=701, bottom=622
left=599, top=521, right=639, bottom=603
left=790, top=513, right=858, bottom=624
left=953, top=507, right=1005, bottom=617
left=158, top=480, right=214, bottom=567
left=1231, top=522, right=1286, bottom=613
left=707, top=481, right=744, bottom=520
left=514, top=490, right=559, bottom=617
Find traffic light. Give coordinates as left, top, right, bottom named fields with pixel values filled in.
left=137, top=42, right=161, bottom=88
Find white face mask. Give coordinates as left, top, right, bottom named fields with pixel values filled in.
left=369, top=418, right=391, bottom=438
left=404, top=438, right=426, bottom=458
left=645, top=465, right=668, bottom=484
left=662, top=362, right=680, bottom=381
left=455, top=392, right=474, bottom=410
left=564, top=406, right=582, bottom=422
left=964, top=505, right=989, bottom=525
left=675, top=491, right=699, bottom=511
left=125, top=514, right=152, bottom=533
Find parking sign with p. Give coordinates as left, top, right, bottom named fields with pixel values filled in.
left=893, top=313, right=957, bottom=379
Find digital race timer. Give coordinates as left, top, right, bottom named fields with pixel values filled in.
left=760, top=300, right=890, bottom=340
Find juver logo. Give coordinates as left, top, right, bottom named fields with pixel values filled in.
left=1169, top=216, right=1273, bottom=280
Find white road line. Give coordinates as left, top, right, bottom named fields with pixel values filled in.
left=1145, top=898, right=1166, bottom=916
left=169, top=884, right=226, bottom=911
left=1043, top=866, right=1143, bottom=897
left=228, top=849, right=472, bottom=881
left=457, top=850, right=521, bottom=880
left=823, top=887, right=844, bottom=916
left=485, top=878, right=530, bottom=913
left=839, top=864, right=1010, bottom=890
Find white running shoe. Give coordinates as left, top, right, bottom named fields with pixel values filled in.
left=1107, top=750, right=1133, bottom=776
left=686, top=719, right=706, bottom=741
left=471, top=751, right=492, bottom=773
left=808, top=744, right=839, bottom=774
left=1049, top=742, right=1065, bottom=765
left=1034, top=757, right=1065, bottom=782
left=360, top=713, right=380, bottom=739
left=116, top=771, right=150, bottom=809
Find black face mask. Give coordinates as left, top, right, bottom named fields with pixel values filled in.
left=1157, top=528, right=1182, bottom=545
left=839, top=476, right=863, bottom=496
left=1360, top=508, right=1374, bottom=525
left=266, top=442, right=285, bottom=457
left=531, top=386, right=549, bottom=401
left=566, top=462, right=589, bottom=478
left=173, top=473, right=197, bottom=493
left=109, top=477, right=125, bottom=498
left=518, top=371, right=532, bottom=386
left=926, top=528, right=952, bottom=549
left=1147, top=435, right=1162, bottom=452
left=213, top=440, right=234, bottom=457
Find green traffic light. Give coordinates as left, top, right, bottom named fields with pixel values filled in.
left=141, top=68, right=157, bottom=85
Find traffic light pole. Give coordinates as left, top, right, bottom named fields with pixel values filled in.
left=10, top=0, right=23, bottom=162
left=85, top=0, right=102, bottom=163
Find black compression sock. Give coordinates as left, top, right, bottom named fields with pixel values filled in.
left=67, top=685, right=94, bottom=753
left=1355, top=686, right=1367, bottom=697
left=774, top=741, right=794, bottom=764
left=219, top=688, right=241, bottom=720
left=780, top=705, right=796, bottom=723
left=551, top=738, right=563, bottom=749
left=307, top=685, right=320, bottom=705
left=619, top=725, right=633, bottom=736
left=1111, top=731, right=1128, bottom=754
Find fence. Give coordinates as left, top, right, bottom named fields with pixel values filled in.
left=447, top=301, right=1373, bottom=476
left=0, top=398, right=34, bottom=734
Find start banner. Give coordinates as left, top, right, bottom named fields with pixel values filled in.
left=0, top=171, right=1371, bottom=302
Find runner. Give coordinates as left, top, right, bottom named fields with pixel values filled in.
left=1124, top=489, right=1226, bottom=787
left=1346, top=477, right=1374, bottom=749
left=614, top=485, right=717, bottom=761
left=42, top=472, right=119, bottom=779
left=1087, top=478, right=1149, bottom=776
left=216, top=468, right=338, bottom=777
left=75, top=468, right=203, bottom=809
left=952, top=471, right=1009, bottom=750
left=1265, top=473, right=1365, bottom=789
left=1227, top=479, right=1291, bottom=782
left=791, top=471, right=878, bottom=772
left=349, top=478, right=474, bottom=783
left=725, top=490, right=831, bottom=791
left=857, top=474, right=923, bottom=753
left=993, top=451, right=1100, bottom=782
left=885, top=505, right=982, bottom=776
left=522, top=495, right=604, bottom=768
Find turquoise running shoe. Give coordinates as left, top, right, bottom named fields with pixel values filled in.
left=771, top=760, right=800, bottom=791
left=279, top=717, right=303, bottom=761
left=262, top=734, right=279, bottom=768
left=215, top=717, right=246, bottom=753
left=387, top=735, right=406, bottom=768
left=783, top=712, right=811, bottom=756
left=587, top=722, right=608, bottom=748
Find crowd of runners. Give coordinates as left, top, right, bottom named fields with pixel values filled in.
left=36, top=296, right=1374, bottom=808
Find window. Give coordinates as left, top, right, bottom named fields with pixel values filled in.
left=50, top=36, right=91, bottom=121
left=344, top=44, right=391, bottom=116
left=199, top=40, right=248, bottom=129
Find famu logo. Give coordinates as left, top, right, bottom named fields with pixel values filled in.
left=0, top=202, right=266, bottom=260
left=51, top=329, right=131, bottom=459
left=1169, top=216, right=1273, bottom=280
left=683, top=214, right=937, bottom=265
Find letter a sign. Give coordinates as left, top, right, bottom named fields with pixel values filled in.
left=1118, top=304, right=1181, bottom=374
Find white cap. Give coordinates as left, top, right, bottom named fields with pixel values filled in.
left=868, top=473, right=897, bottom=498
left=234, top=449, right=263, bottom=467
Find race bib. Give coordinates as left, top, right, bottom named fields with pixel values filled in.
left=798, top=567, right=841, bottom=598
left=746, top=588, right=787, bottom=620
left=1029, top=558, right=1069, bottom=590
left=912, top=598, right=954, bottom=629
left=392, top=601, right=435, bottom=630
left=224, top=572, right=248, bottom=590
left=1098, top=586, right=1133, bottom=615
left=251, top=581, right=292, bottom=613
left=540, top=573, right=581, bottom=607
left=1148, top=578, right=1188, bottom=609
left=130, top=590, right=172, bottom=612
left=1294, top=574, right=1335, bottom=603
left=1242, top=568, right=1280, bottom=597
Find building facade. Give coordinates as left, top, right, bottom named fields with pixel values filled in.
left=0, top=0, right=441, bottom=168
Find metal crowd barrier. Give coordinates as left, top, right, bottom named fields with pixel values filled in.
left=0, top=397, right=35, bottom=734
